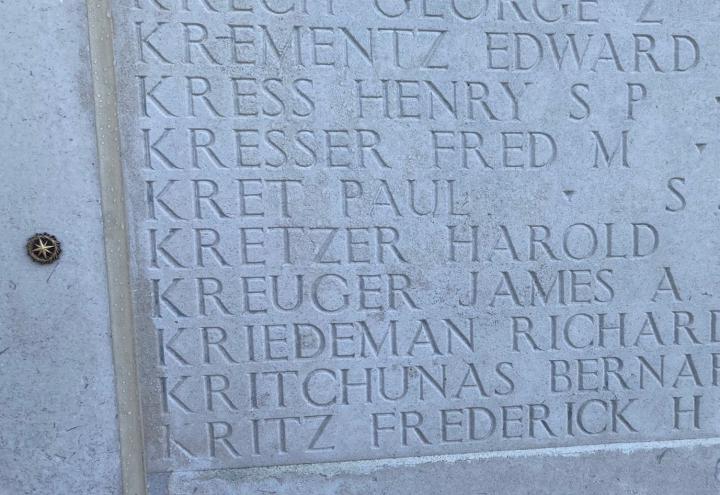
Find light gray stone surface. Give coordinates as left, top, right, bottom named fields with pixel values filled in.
left=151, top=441, right=720, bottom=494
left=0, top=1, right=122, bottom=494
left=7, top=0, right=720, bottom=494
left=109, top=0, right=720, bottom=491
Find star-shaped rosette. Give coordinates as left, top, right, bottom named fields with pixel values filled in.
left=27, top=233, right=62, bottom=264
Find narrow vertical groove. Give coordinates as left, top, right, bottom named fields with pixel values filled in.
left=85, top=2, right=147, bottom=494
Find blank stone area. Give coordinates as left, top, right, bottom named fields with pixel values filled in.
left=0, top=1, right=121, bottom=494
left=111, top=0, right=720, bottom=480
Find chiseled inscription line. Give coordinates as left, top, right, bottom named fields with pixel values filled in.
left=148, top=436, right=720, bottom=476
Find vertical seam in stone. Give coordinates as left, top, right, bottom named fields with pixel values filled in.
left=85, top=1, right=147, bottom=494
